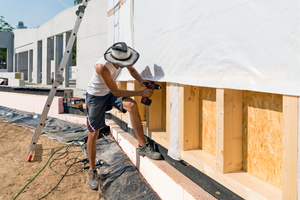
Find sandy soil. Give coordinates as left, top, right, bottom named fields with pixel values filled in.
left=0, top=120, right=99, bottom=200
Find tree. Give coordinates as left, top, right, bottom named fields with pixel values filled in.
left=74, top=0, right=83, bottom=5
left=0, top=16, right=13, bottom=32
left=0, top=48, right=7, bottom=69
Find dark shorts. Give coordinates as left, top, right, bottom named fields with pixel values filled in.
left=86, top=92, right=127, bottom=132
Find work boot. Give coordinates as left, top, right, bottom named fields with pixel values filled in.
left=137, top=143, right=162, bottom=160
left=88, top=169, right=99, bottom=190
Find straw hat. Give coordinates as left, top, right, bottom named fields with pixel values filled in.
left=104, top=42, right=139, bottom=67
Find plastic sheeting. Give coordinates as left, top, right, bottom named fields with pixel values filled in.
left=131, top=0, right=300, bottom=96
left=167, top=83, right=181, bottom=161
left=0, top=106, right=88, bottom=143
left=107, top=0, right=139, bottom=81
left=95, top=137, right=160, bottom=200
left=107, top=0, right=134, bottom=48
left=0, top=106, right=160, bottom=200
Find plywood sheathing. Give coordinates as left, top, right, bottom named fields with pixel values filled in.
left=242, top=91, right=283, bottom=189
left=148, top=82, right=166, bottom=132
left=200, top=87, right=217, bottom=156
left=133, top=80, right=146, bottom=121
left=118, top=81, right=127, bottom=90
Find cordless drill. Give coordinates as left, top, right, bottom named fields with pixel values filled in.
left=141, top=81, right=162, bottom=106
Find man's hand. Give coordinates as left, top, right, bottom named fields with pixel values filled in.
left=142, top=88, right=153, bottom=97
left=140, top=80, right=151, bottom=87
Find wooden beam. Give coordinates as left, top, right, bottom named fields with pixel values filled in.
left=180, top=149, right=282, bottom=200
left=179, top=85, right=200, bottom=151
left=216, top=89, right=242, bottom=173
left=282, top=95, right=298, bottom=200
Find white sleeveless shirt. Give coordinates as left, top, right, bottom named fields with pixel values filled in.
left=87, top=57, right=122, bottom=96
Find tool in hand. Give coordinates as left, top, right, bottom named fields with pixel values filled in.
left=141, top=81, right=162, bottom=106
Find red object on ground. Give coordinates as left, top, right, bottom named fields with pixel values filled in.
left=27, top=153, right=33, bottom=162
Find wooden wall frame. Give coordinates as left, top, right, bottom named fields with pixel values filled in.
left=216, top=88, right=243, bottom=173
left=146, top=82, right=169, bottom=148
left=179, top=85, right=200, bottom=151
left=282, top=95, right=298, bottom=199
left=178, top=86, right=285, bottom=199
left=109, top=81, right=299, bottom=200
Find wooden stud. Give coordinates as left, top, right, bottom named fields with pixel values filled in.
left=147, top=82, right=166, bottom=132
left=179, top=85, right=200, bottom=151
left=216, top=88, right=243, bottom=173
left=282, top=95, right=298, bottom=200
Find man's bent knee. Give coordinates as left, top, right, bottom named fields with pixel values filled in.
left=123, top=98, right=138, bottom=112
left=88, top=130, right=99, bottom=139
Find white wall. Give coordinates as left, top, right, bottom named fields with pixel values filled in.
left=13, top=0, right=109, bottom=89
left=76, top=0, right=109, bottom=90
left=14, top=29, right=37, bottom=52
left=36, top=6, right=77, bottom=41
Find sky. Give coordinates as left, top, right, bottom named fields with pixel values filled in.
left=0, top=0, right=76, bottom=29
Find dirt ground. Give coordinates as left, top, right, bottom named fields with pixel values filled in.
left=0, top=120, right=99, bottom=200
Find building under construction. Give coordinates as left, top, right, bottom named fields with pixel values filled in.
left=0, top=0, right=299, bottom=199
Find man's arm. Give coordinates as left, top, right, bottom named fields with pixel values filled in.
left=126, top=66, right=150, bottom=87
left=95, top=63, right=152, bottom=97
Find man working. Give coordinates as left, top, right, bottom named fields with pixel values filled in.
left=86, top=42, right=162, bottom=190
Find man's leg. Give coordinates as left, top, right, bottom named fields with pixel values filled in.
left=122, top=98, right=146, bottom=146
left=87, top=130, right=99, bottom=170
left=122, top=97, right=162, bottom=160
left=85, top=93, right=109, bottom=190
left=86, top=129, right=100, bottom=190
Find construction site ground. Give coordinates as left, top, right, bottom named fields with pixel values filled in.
left=0, top=120, right=99, bottom=200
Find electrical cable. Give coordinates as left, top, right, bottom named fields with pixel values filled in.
left=12, top=132, right=88, bottom=200
left=39, top=142, right=104, bottom=199
left=49, top=145, right=83, bottom=177
left=38, top=145, right=83, bottom=200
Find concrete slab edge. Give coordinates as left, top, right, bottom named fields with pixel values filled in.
left=106, top=120, right=216, bottom=200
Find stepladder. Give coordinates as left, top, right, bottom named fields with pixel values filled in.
left=27, top=0, right=89, bottom=161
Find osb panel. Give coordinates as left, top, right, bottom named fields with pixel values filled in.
left=117, top=81, right=127, bottom=90
left=200, top=87, right=216, bottom=156
left=134, top=81, right=146, bottom=121
left=242, top=91, right=283, bottom=189
left=148, top=82, right=166, bottom=131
